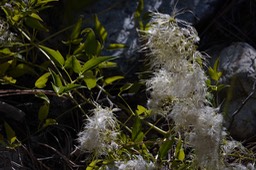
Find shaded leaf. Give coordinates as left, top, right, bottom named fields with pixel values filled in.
left=119, top=83, right=133, bottom=95
left=43, top=118, right=58, bottom=128
left=159, top=139, right=173, bottom=159
left=38, top=101, right=49, bottom=122
left=25, top=16, right=48, bottom=32
left=81, top=29, right=101, bottom=56
left=9, top=63, right=36, bottom=78
left=49, top=69, right=63, bottom=87
left=70, top=17, right=83, bottom=40
left=58, top=83, right=84, bottom=95
left=131, top=117, right=144, bottom=142
left=4, top=122, right=16, bottom=144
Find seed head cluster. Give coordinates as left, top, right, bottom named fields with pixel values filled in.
left=144, top=13, right=223, bottom=169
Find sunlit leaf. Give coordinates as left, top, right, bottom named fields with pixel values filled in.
left=178, top=148, right=185, bottom=161
left=135, top=105, right=151, bottom=118
left=30, top=13, right=43, bottom=22
left=94, top=15, right=107, bottom=43
left=39, top=45, right=65, bottom=66
left=98, top=61, right=117, bottom=68
left=107, top=43, right=126, bottom=50
left=35, top=93, right=50, bottom=103
left=83, top=71, right=97, bottom=90
left=104, top=76, right=124, bottom=85
left=35, top=72, right=51, bottom=88
left=0, top=48, right=14, bottom=55
left=86, top=160, right=102, bottom=170
left=2, top=75, right=16, bottom=84
left=81, top=56, right=116, bottom=74
left=65, top=55, right=81, bottom=73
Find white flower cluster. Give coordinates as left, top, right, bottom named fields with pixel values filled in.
left=77, top=105, right=119, bottom=156
left=0, top=18, right=16, bottom=45
left=144, top=13, right=223, bottom=169
left=113, top=155, right=155, bottom=170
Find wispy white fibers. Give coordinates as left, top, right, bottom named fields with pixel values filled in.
left=144, top=13, right=223, bottom=169
left=115, top=155, right=155, bottom=170
left=77, top=105, right=119, bottom=156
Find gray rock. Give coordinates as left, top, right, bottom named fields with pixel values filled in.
left=224, top=97, right=256, bottom=140
left=217, top=42, right=256, bottom=140
left=219, top=42, right=256, bottom=98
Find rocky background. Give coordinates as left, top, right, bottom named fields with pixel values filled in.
left=45, top=0, right=256, bottom=142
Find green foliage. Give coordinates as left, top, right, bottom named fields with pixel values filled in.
left=1, top=1, right=251, bottom=169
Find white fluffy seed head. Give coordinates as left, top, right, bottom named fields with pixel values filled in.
left=77, top=105, right=119, bottom=156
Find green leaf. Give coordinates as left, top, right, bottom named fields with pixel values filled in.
left=135, top=105, right=151, bottom=118
left=119, top=83, right=133, bottom=95
left=0, top=61, right=11, bottom=75
left=35, top=93, right=50, bottom=103
left=73, top=42, right=86, bottom=54
left=131, top=117, right=144, bottom=142
left=94, top=15, right=107, bottom=43
left=39, top=45, right=65, bottom=66
left=208, top=58, right=222, bottom=81
left=107, top=43, right=126, bottom=50
left=9, top=63, right=36, bottom=78
left=0, top=48, right=14, bottom=55
left=81, top=56, right=116, bottom=74
left=2, top=75, right=16, bottom=84
left=86, top=160, right=102, bottom=170
left=35, top=72, right=51, bottom=88
left=81, top=29, right=101, bottom=56
left=104, top=76, right=124, bottom=85
left=30, top=13, right=43, bottom=22
left=58, top=83, right=84, bottom=95
left=49, top=69, right=63, bottom=87
left=70, top=17, right=83, bottom=40
left=43, top=118, right=58, bottom=128
left=175, top=136, right=185, bottom=161
left=38, top=101, right=49, bottom=122
left=25, top=16, right=49, bottom=32
left=159, top=139, right=173, bottom=159
left=98, top=61, right=117, bottom=68
left=4, top=122, right=16, bottom=144
left=83, top=71, right=97, bottom=90
left=178, top=148, right=185, bottom=161
left=64, top=55, right=81, bottom=73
